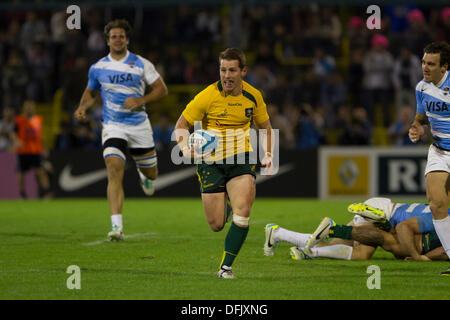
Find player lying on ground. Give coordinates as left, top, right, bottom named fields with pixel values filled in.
left=263, top=198, right=449, bottom=261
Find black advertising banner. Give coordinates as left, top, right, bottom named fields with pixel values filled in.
left=378, top=155, right=427, bottom=196
left=49, top=148, right=317, bottom=198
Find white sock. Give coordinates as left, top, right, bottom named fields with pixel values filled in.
left=433, top=216, right=450, bottom=259
left=111, top=214, right=123, bottom=229
left=275, top=227, right=311, bottom=248
left=310, top=245, right=353, bottom=260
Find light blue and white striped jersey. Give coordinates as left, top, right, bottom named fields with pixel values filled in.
left=88, top=51, right=161, bottom=126
left=390, top=203, right=450, bottom=233
left=390, top=203, right=431, bottom=228
left=416, top=71, right=450, bottom=150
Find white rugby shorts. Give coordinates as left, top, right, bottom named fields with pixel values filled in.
left=425, top=144, right=450, bottom=176
left=102, top=118, right=155, bottom=149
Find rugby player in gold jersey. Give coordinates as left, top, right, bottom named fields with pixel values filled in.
left=175, top=48, right=274, bottom=279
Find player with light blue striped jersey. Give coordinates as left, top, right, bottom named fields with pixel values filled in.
left=415, top=66, right=450, bottom=150
left=87, top=50, right=159, bottom=126
left=408, top=41, right=450, bottom=275
left=74, top=19, right=168, bottom=241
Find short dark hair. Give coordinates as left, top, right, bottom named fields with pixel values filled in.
left=424, top=41, right=450, bottom=68
left=104, top=19, right=132, bottom=40
left=219, top=48, right=246, bottom=69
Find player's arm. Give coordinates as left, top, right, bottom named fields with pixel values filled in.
left=124, top=77, right=168, bottom=110
left=408, top=112, right=428, bottom=143
left=396, top=218, right=431, bottom=261
left=74, top=87, right=98, bottom=121
left=174, top=114, right=194, bottom=158
left=255, top=119, right=273, bottom=174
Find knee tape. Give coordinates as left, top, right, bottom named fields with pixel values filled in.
left=233, top=214, right=250, bottom=227
left=133, top=154, right=158, bottom=168
left=103, top=147, right=126, bottom=162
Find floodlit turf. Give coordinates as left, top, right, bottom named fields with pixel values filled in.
left=0, top=198, right=449, bottom=300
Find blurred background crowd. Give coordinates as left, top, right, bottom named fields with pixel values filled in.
left=0, top=1, right=449, bottom=155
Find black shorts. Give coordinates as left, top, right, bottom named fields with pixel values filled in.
left=17, top=154, right=42, bottom=172
left=196, top=153, right=257, bottom=193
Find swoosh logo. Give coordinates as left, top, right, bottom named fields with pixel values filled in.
left=267, top=229, right=274, bottom=247
left=59, top=165, right=108, bottom=192
left=59, top=162, right=295, bottom=192
left=315, top=226, right=328, bottom=240
left=59, top=164, right=196, bottom=192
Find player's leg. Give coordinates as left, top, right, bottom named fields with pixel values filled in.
left=33, top=155, right=51, bottom=198
left=202, top=192, right=227, bottom=231
left=197, top=160, right=228, bottom=231
left=128, top=119, right=158, bottom=196
left=350, top=244, right=377, bottom=260
left=16, top=155, right=28, bottom=198
left=217, top=174, right=255, bottom=278
left=426, top=171, right=450, bottom=262
left=264, top=224, right=312, bottom=256
left=103, top=138, right=127, bottom=241
left=130, top=148, right=158, bottom=196
left=36, top=166, right=51, bottom=198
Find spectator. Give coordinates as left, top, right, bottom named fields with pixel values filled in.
left=245, top=64, right=277, bottom=95
left=436, top=7, right=450, bottom=42
left=320, top=71, right=347, bottom=107
left=392, top=47, right=422, bottom=118
left=362, top=34, right=394, bottom=127
left=347, top=16, right=369, bottom=51
left=403, top=9, right=433, bottom=58
left=2, top=48, right=30, bottom=112
left=297, top=103, right=324, bottom=149
left=20, top=11, right=48, bottom=55
left=26, top=40, right=53, bottom=102
left=347, top=47, right=365, bottom=106
left=153, top=112, right=174, bottom=151
left=312, top=46, right=336, bottom=79
left=267, top=103, right=296, bottom=149
left=338, top=107, right=372, bottom=145
left=54, top=120, right=76, bottom=151
left=388, top=105, right=417, bottom=146
left=62, top=56, right=88, bottom=112
left=164, top=44, right=187, bottom=84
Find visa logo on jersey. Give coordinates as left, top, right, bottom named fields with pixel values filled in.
left=425, top=101, right=449, bottom=112
left=108, top=73, right=133, bottom=83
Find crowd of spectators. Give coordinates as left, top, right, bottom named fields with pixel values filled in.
left=0, top=3, right=448, bottom=152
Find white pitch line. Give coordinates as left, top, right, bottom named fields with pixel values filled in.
left=83, top=232, right=157, bottom=246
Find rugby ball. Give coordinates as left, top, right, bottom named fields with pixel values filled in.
left=188, top=129, right=218, bottom=154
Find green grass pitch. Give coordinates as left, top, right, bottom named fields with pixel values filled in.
left=0, top=198, right=449, bottom=300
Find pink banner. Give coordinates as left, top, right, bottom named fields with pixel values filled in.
left=0, top=152, right=38, bottom=199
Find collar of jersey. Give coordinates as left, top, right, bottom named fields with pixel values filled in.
left=435, top=70, right=448, bottom=88
left=108, top=50, right=130, bottom=63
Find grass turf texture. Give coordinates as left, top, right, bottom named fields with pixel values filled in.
left=0, top=198, right=449, bottom=300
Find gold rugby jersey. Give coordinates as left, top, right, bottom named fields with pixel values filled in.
left=182, top=80, right=269, bottom=160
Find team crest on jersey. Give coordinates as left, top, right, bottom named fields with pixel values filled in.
left=217, top=109, right=228, bottom=118
left=444, top=87, right=449, bottom=95
left=245, top=108, right=253, bottom=118
left=128, top=62, right=135, bottom=68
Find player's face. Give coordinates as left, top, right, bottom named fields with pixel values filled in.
left=220, top=59, right=247, bottom=95
left=107, top=28, right=129, bottom=55
left=422, top=53, right=447, bottom=84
